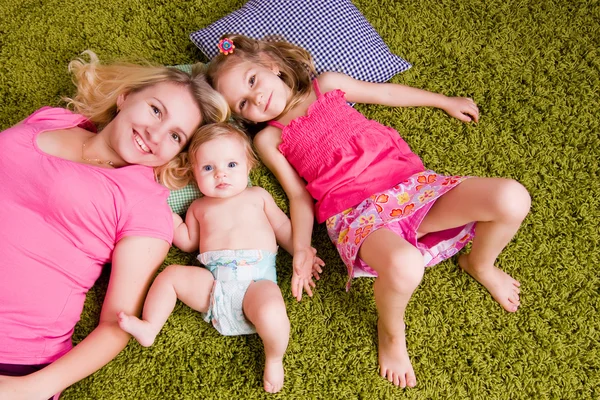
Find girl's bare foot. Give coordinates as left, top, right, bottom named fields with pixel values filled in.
left=263, top=359, right=284, bottom=393
left=458, top=254, right=521, bottom=312
left=117, top=311, right=159, bottom=347
left=378, top=321, right=417, bottom=388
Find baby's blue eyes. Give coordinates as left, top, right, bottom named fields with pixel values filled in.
left=202, top=162, right=237, bottom=171
left=151, top=105, right=160, bottom=116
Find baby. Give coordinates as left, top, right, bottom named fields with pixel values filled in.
left=118, top=122, right=323, bottom=393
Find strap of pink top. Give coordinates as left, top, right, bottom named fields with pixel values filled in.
left=267, top=79, right=321, bottom=129
left=267, top=120, right=285, bottom=129
left=312, top=78, right=322, bottom=98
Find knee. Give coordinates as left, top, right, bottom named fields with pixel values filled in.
left=494, top=179, right=531, bottom=222
left=252, top=301, right=290, bottom=334
left=245, top=283, right=289, bottom=326
left=154, top=264, right=181, bottom=284
left=378, top=247, right=424, bottom=293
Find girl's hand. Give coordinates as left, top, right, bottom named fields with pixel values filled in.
left=291, top=247, right=319, bottom=301
left=311, top=247, right=325, bottom=281
left=442, top=97, right=479, bottom=123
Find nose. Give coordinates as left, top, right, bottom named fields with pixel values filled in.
left=253, top=91, right=263, bottom=106
left=146, top=123, right=167, bottom=144
left=214, top=167, right=227, bottom=179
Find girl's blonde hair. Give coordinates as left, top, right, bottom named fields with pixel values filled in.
left=169, top=122, right=259, bottom=189
left=206, top=34, right=317, bottom=125
left=63, top=50, right=230, bottom=189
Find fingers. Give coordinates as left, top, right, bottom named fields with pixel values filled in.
left=303, top=281, right=314, bottom=298
left=291, top=276, right=303, bottom=301
left=291, top=275, right=316, bottom=302
left=463, top=97, right=479, bottom=123
left=312, top=269, right=321, bottom=281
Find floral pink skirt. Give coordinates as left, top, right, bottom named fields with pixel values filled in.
left=325, top=170, right=475, bottom=290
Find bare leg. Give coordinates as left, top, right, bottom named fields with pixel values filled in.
left=418, top=177, right=531, bottom=312
left=358, top=229, right=424, bottom=388
left=243, top=280, right=289, bottom=393
left=118, top=264, right=214, bottom=346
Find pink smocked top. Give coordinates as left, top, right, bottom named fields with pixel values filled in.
left=268, top=79, right=425, bottom=223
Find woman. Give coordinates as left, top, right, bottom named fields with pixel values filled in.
left=0, top=51, right=229, bottom=399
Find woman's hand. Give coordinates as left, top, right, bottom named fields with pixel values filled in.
left=0, top=375, right=43, bottom=400
left=442, top=97, right=479, bottom=122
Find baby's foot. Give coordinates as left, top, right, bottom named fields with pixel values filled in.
left=117, top=311, right=158, bottom=347
left=458, top=254, right=521, bottom=312
left=263, top=359, right=284, bottom=393
left=378, top=321, right=417, bottom=388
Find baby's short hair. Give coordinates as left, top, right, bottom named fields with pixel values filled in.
left=188, top=122, right=258, bottom=171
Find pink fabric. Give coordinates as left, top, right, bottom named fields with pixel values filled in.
left=0, top=107, right=173, bottom=365
left=326, top=171, right=475, bottom=290
left=272, top=79, right=425, bottom=223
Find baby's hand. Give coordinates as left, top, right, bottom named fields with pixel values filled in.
left=442, top=97, right=479, bottom=123
left=291, top=246, right=319, bottom=301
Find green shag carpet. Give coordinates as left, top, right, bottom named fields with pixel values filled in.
left=1, top=0, right=599, bottom=399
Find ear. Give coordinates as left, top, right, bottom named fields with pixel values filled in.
left=116, top=92, right=127, bottom=110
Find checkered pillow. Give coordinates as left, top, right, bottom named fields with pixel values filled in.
left=168, top=181, right=202, bottom=215
left=190, top=0, right=411, bottom=83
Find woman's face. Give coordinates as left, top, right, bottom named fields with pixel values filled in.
left=110, top=81, right=202, bottom=167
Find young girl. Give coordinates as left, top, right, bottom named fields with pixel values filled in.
left=205, top=35, right=531, bottom=389
left=117, top=122, right=323, bottom=393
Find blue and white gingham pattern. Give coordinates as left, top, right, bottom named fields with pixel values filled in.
left=190, top=0, right=411, bottom=83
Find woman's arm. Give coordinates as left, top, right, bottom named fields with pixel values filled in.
left=317, top=72, right=479, bottom=122
left=254, top=127, right=316, bottom=301
left=0, top=236, right=169, bottom=400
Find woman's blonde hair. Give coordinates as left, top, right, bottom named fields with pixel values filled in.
left=206, top=34, right=316, bottom=126
left=168, top=122, right=259, bottom=189
left=63, top=50, right=230, bottom=189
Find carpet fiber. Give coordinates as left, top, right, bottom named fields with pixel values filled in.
left=1, top=0, right=598, bottom=399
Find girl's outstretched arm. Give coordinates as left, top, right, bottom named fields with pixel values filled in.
left=254, top=126, right=317, bottom=301
left=0, top=236, right=168, bottom=400
left=317, top=72, right=479, bottom=123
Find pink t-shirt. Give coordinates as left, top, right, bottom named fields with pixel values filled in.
left=270, top=80, right=425, bottom=223
left=0, top=107, right=173, bottom=364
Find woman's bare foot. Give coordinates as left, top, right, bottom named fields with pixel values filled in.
left=117, top=311, right=159, bottom=347
left=378, top=321, right=417, bottom=388
left=263, top=359, right=284, bottom=393
left=458, top=254, right=521, bottom=312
